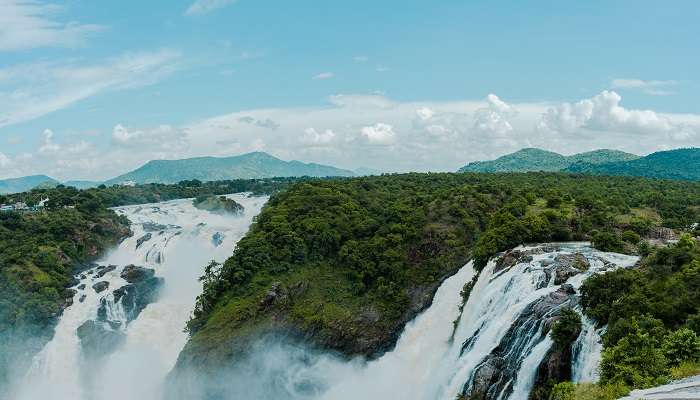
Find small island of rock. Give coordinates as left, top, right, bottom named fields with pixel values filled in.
left=192, top=195, right=245, bottom=215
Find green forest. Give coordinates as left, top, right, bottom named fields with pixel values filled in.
left=181, top=172, right=700, bottom=377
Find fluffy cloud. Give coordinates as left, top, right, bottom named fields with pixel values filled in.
left=473, top=94, right=517, bottom=136
left=185, top=0, right=237, bottom=16
left=0, top=49, right=181, bottom=128
left=2, top=91, right=699, bottom=181
left=301, top=128, right=335, bottom=146
left=0, top=152, right=12, bottom=167
left=539, top=90, right=675, bottom=135
left=0, top=0, right=103, bottom=51
left=112, top=124, right=188, bottom=150
left=360, top=123, right=396, bottom=145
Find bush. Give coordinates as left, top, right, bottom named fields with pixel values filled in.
left=621, top=230, right=641, bottom=244
left=592, top=231, right=624, bottom=253
left=600, top=331, right=668, bottom=387
left=551, top=308, right=582, bottom=349
left=549, top=382, right=575, bottom=400
left=663, top=328, right=700, bottom=366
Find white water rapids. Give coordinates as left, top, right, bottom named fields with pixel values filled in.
left=10, top=194, right=266, bottom=400
left=9, top=194, right=638, bottom=400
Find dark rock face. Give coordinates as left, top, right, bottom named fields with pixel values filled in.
left=111, top=276, right=164, bottom=322
left=76, top=320, right=125, bottom=361
left=120, top=264, right=155, bottom=283
left=212, top=232, right=225, bottom=247
left=142, top=222, right=169, bottom=232
left=92, top=281, right=109, bottom=293
left=460, top=285, right=577, bottom=400
left=494, top=249, right=534, bottom=274
left=95, top=265, right=116, bottom=279
left=529, top=346, right=573, bottom=400
left=136, top=233, right=153, bottom=249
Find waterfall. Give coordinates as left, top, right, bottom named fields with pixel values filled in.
left=11, top=194, right=267, bottom=400
left=571, top=314, right=606, bottom=383
left=11, top=202, right=639, bottom=400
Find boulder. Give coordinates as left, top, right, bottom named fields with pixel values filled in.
left=212, top=232, right=225, bottom=247
left=111, top=276, right=164, bottom=322
left=136, top=233, right=153, bottom=249
left=95, top=265, right=116, bottom=279
left=76, top=320, right=125, bottom=361
left=92, top=281, right=109, bottom=293
left=120, top=264, right=155, bottom=283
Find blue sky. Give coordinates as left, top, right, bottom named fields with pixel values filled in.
left=1, top=0, right=699, bottom=180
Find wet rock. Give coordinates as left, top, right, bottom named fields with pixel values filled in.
left=112, top=276, right=164, bottom=322
left=494, top=249, right=533, bottom=274
left=212, top=232, right=225, bottom=247
left=120, top=264, right=155, bottom=283
left=77, top=283, right=86, bottom=290
left=465, top=356, right=507, bottom=400
left=79, top=294, right=86, bottom=303
left=92, top=281, right=109, bottom=293
left=95, top=265, right=116, bottom=279
left=136, top=233, right=153, bottom=249
left=76, top=320, right=125, bottom=361
left=142, top=222, right=169, bottom=232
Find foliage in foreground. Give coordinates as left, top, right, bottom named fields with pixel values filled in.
left=580, top=236, right=700, bottom=391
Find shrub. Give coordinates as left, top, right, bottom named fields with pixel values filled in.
left=592, top=232, right=624, bottom=253
left=551, top=308, right=582, bottom=349
left=663, top=328, right=700, bottom=366
left=621, top=230, right=641, bottom=244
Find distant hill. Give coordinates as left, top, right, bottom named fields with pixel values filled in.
left=565, top=148, right=700, bottom=180
left=0, top=175, right=58, bottom=195
left=64, top=180, right=103, bottom=190
left=459, top=148, right=639, bottom=173
left=105, top=151, right=356, bottom=185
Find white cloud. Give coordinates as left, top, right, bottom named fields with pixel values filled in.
left=0, top=152, right=12, bottom=167
left=611, top=78, right=677, bottom=96
left=2, top=92, right=699, bottom=181
left=416, top=107, right=435, bottom=121
left=185, top=0, right=237, bottom=16
left=328, top=94, right=394, bottom=109
left=361, top=123, right=396, bottom=145
left=38, top=129, right=60, bottom=154
left=473, top=94, right=517, bottom=136
left=376, top=65, right=389, bottom=73
left=353, top=55, right=368, bottom=62
left=313, top=72, right=334, bottom=80
left=0, top=49, right=181, bottom=128
left=301, top=128, right=335, bottom=146
left=539, top=90, right=674, bottom=135
left=0, top=0, right=103, bottom=51
left=112, top=124, right=188, bottom=150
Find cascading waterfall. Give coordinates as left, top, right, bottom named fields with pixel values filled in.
left=11, top=194, right=266, bottom=400
left=193, top=243, right=638, bottom=400
left=11, top=200, right=639, bottom=400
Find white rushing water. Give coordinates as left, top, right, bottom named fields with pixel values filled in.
left=12, top=193, right=266, bottom=400
left=12, top=202, right=638, bottom=400
left=187, top=243, right=638, bottom=400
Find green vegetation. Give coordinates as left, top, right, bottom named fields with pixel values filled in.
left=193, top=195, right=244, bottom=214
left=574, top=234, right=700, bottom=394
left=180, top=172, right=700, bottom=370
left=459, top=148, right=639, bottom=173
left=566, top=148, right=700, bottom=181
left=0, top=175, right=58, bottom=195
left=552, top=308, right=583, bottom=349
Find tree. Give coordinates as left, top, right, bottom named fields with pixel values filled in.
left=663, top=328, right=700, bottom=366
left=600, top=331, right=667, bottom=387
left=551, top=308, right=582, bottom=349
left=592, top=231, right=624, bottom=253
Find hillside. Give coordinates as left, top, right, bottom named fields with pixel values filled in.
left=0, top=175, right=58, bottom=195
left=105, top=152, right=355, bottom=185
left=459, top=148, right=639, bottom=173
left=565, top=148, right=700, bottom=180
left=174, top=172, right=700, bottom=385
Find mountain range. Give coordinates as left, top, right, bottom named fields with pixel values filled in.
left=0, top=152, right=357, bottom=194
left=104, top=151, right=355, bottom=185
left=460, top=147, right=700, bottom=181
left=458, top=148, right=640, bottom=173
